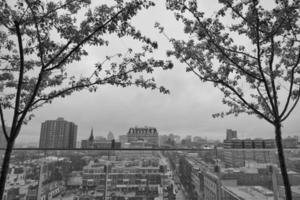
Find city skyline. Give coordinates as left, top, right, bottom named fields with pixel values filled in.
left=14, top=119, right=299, bottom=146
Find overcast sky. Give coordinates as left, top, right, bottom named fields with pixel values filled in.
left=14, top=0, right=300, bottom=144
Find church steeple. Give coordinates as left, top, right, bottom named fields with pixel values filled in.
left=89, top=128, right=94, bottom=142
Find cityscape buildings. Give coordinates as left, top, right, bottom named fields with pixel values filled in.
left=81, top=129, right=121, bottom=149
left=1, top=126, right=300, bottom=200
left=38, top=118, right=77, bottom=149
left=82, top=154, right=168, bottom=199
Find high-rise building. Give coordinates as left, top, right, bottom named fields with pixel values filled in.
left=226, top=129, right=237, bottom=140
left=39, top=117, right=77, bottom=149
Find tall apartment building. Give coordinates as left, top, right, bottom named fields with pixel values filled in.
left=127, top=126, right=159, bottom=147
left=39, top=117, right=77, bottom=149
left=226, top=129, right=237, bottom=140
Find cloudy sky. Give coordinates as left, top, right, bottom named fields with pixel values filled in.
left=12, top=0, right=300, bottom=144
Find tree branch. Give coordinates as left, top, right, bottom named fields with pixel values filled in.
left=185, top=59, right=273, bottom=124
left=224, top=1, right=265, bottom=34
left=39, top=0, right=80, bottom=21
left=181, top=3, right=263, bottom=82
left=30, top=68, right=136, bottom=108
left=44, top=40, right=73, bottom=69
left=269, top=36, right=279, bottom=116
left=219, top=80, right=273, bottom=124
left=281, top=86, right=300, bottom=122
left=0, top=104, right=9, bottom=140
left=253, top=1, right=277, bottom=116
left=25, top=0, right=45, bottom=68
left=222, top=47, right=258, bottom=60
left=280, top=47, right=300, bottom=118
left=45, top=8, right=126, bottom=72
left=10, top=21, right=25, bottom=138
left=256, top=83, right=274, bottom=117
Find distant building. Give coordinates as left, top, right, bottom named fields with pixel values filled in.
left=226, top=129, right=237, bottom=140
left=283, top=136, right=298, bottom=148
left=119, top=135, right=128, bottom=145
left=222, top=186, right=277, bottom=200
left=223, top=137, right=297, bottom=150
left=222, top=149, right=277, bottom=168
left=81, top=128, right=120, bottom=149
left=39, top=117, right=77, bottom=149
left=127, top=126, right=159, bottom=147
left=107, top=131, right=114, bottom=140
left=82, top=156, right=167, bottom=199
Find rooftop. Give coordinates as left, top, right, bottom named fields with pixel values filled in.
left=223, top=186, right=280, bottom=200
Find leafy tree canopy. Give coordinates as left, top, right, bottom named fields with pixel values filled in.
left=0, top=0, right=173, bottom=140
left=159, top=0, right=300, bottom=124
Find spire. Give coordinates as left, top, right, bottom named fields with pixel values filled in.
left=89, top=128, right=94, bottom=141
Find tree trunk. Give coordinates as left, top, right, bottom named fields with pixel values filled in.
left=0, top=139, right=14, bottom=199
left=275, top=123, right=292, bottom=200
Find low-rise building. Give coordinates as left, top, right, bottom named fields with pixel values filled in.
left=222, top=186, right=280, bottom=200
left=82, top=155, right=167, bottom=199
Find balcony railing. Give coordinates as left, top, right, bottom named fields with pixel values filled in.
left=0, top=148, right=300, bottom=200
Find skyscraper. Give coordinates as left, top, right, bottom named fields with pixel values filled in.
left=39, top=117, right=77, bottom=149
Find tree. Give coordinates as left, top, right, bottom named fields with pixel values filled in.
left=160, top=0, right=300, bottom=199
left=0, top=0, right=173, bottom=197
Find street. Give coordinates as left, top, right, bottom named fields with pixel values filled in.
left=159, top=152, right=188, bottom=200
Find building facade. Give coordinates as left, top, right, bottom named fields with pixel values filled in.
left=39, top=117, right=77, bottom=149
left=127, top=127, right=159, bottom=147
left=226, top=129, right=237, bottom=140
left=82, top=156, right=167, bottom=199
